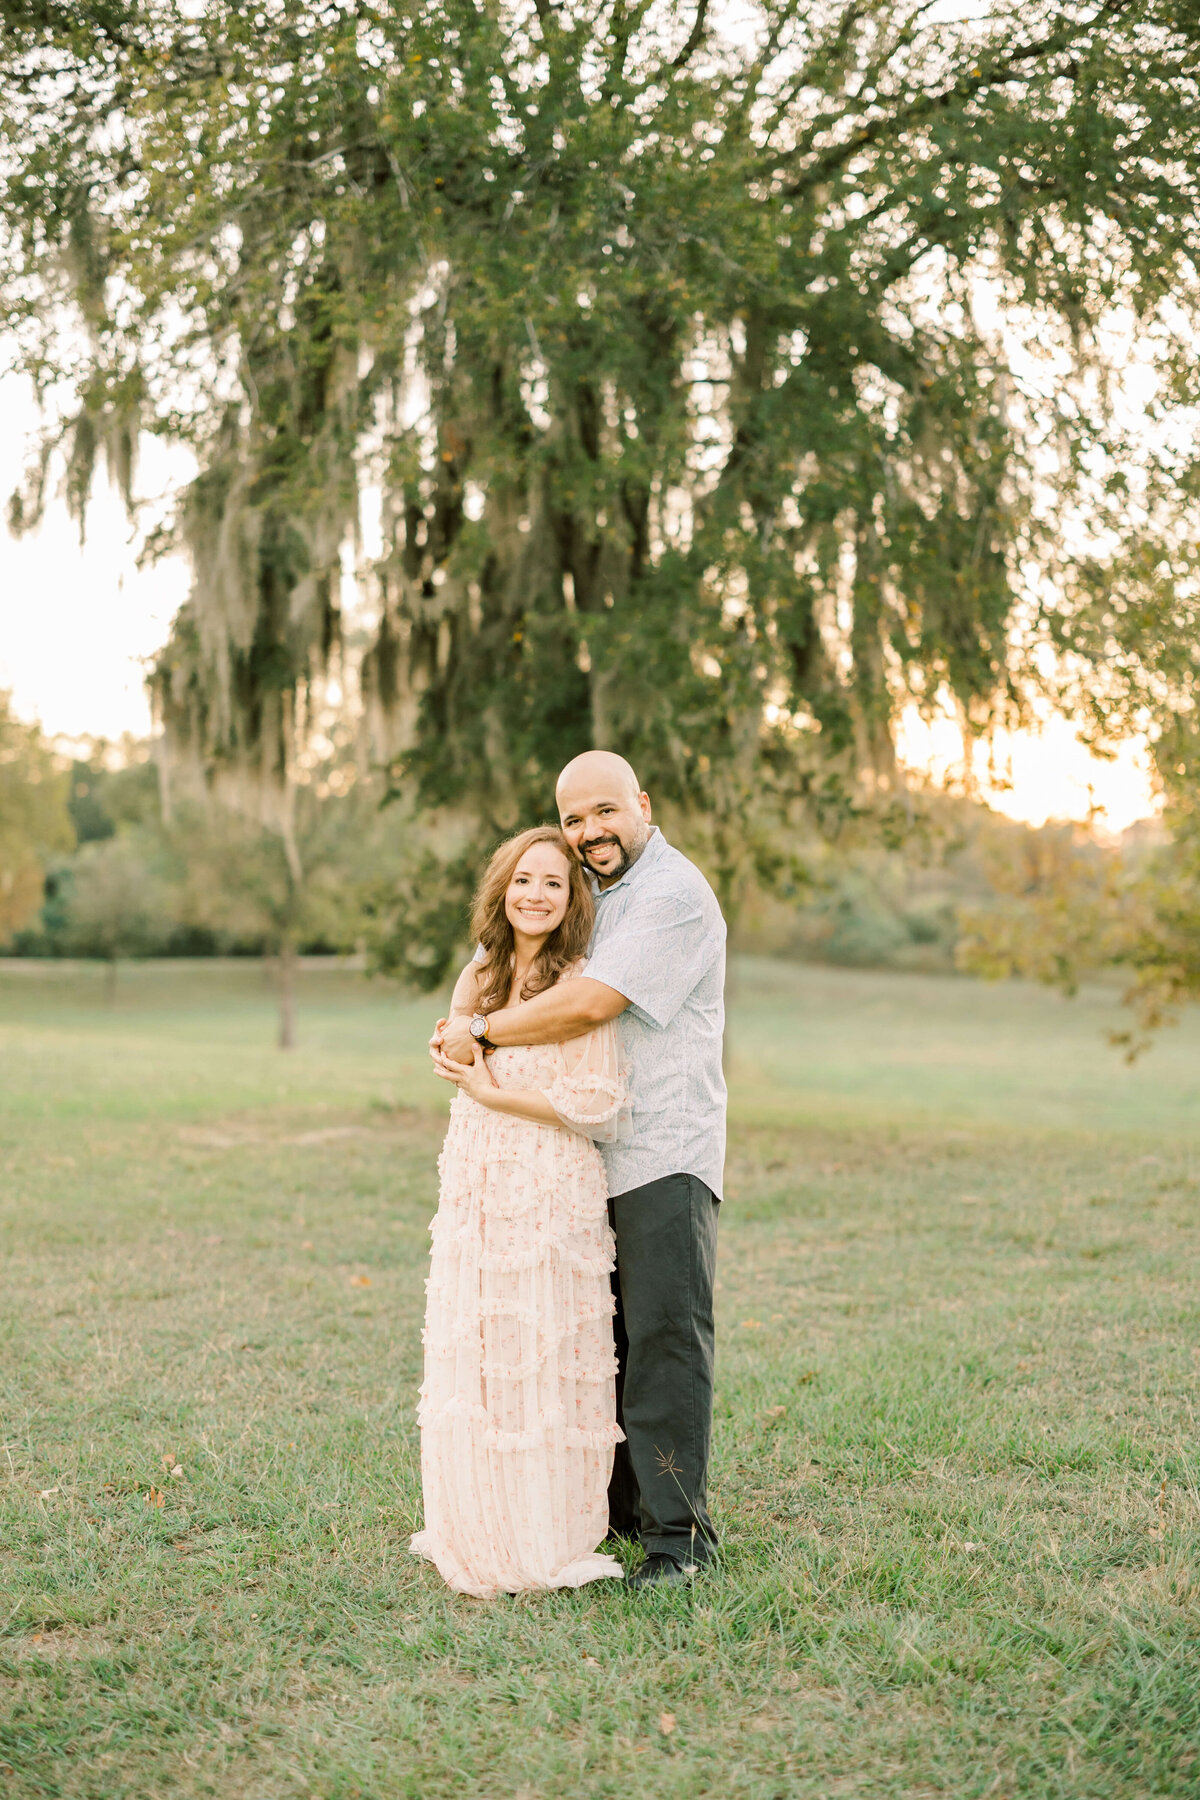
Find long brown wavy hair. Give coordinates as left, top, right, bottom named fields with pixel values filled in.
left=471, top=826, right=594, bottom=1015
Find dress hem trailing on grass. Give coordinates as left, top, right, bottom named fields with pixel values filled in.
left=408, top=1530, right=624, bottom=1599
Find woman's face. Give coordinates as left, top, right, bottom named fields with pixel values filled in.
left=504, top=842, right=572, bottom=941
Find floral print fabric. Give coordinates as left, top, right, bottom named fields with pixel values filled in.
left=411, top=1008, right=629, bottom=1597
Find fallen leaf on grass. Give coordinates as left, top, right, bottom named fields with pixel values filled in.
left=37, top=1487, right=58, bottom=1499
left=762, top=1406, right=786, bottom=1420
left=581, top=1654, right=601, bottom=1668
left=301, top=1240, right=314, bottom=1250
left=146, top=1487, right=165, bottom=1509
left=740, top=1319, right=763, bottom=1330
left=658, top=1713, right=676, bottom=1736
left=349, top=1274, right=372, bottom=1287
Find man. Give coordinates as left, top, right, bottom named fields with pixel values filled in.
left=436, top=751, right=727, bottom=1589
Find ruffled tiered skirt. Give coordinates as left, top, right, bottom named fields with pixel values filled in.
left=411, top=1089, right=625, bottom=1597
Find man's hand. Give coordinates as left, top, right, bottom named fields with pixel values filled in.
left=429, top=1016, right=475, bottom=1067
left=439, top=1014, right=478, bottom=1065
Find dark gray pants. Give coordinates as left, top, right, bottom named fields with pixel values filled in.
left=607, top=1172, right=720, bottom=1564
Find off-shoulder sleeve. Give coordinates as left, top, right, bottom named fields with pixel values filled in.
left=542, top=1021, right=631, bottom=1144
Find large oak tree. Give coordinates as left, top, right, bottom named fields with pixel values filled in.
left=4, top=0, right=1200, bottom=930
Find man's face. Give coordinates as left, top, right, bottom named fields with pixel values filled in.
left=556, top=776, right=652, bottom=887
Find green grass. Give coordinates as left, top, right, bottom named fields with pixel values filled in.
left=1, top=956, right=1198, bottom=1798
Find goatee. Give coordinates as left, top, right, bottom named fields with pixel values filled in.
left=581, top=836, right=632, bottom=881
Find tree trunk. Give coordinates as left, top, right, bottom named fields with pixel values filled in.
left=277, top=940, right=297, bottom=1050
left=106, top=955, right=118, bottom=1006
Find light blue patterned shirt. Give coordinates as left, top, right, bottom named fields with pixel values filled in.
left=583, top=827, right=727, bottom=1200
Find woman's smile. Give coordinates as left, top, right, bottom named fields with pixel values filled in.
left=503, top=840, right=572, bottom=939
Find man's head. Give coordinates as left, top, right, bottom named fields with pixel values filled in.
left=556, top=751, right=652, bottom=887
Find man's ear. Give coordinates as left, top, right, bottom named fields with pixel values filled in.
left=639, top=791, right=652, bottom=821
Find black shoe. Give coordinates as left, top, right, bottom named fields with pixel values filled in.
left=629, top=1552, right=698, bottom=1590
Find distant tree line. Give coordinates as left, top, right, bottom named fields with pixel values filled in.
left=9, top=691, right=1167, bottom=1046
left=0, top=695, right=413, bottom=1042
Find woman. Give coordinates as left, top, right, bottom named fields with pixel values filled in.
left=411, top=826, right=629, bottom=1597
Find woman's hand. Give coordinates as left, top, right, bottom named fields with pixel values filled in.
left=433, top=1048, right=498, bottom=1107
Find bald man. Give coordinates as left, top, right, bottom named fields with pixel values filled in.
left=437, top=752, right=726, bottom=1588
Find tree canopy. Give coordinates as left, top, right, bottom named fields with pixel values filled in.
left=4, top=0, right=1200, bottom=884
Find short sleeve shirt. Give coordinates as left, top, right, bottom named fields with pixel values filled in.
left=583, top=828, right=727, bottom=1199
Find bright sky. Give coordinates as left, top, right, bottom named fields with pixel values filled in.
left=895, top=706, right=1158, bottom=839
left=0, top=370, right=1160, bottom=834
left=0, top=373, right=191, bottom=743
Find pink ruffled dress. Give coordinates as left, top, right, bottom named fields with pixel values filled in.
left=411, top=1001, right=630, bottom=1598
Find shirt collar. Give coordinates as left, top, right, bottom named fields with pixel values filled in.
left=591, top=824, right=666, bottom=900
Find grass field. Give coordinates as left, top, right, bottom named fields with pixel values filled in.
left=2, top=956, right=1199, bottom=1799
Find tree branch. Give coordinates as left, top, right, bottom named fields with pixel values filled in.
left=671, top=0, right=709, bottom=70
left=602, top=0, right=656, bottom=101
left=777, top=0, right=1139, bottom=195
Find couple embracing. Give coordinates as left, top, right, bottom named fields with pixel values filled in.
left=414, top=751, right=727, bottom=1596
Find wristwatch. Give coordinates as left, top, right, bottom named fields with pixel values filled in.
left=469, top=1013, right=495, bottom=1051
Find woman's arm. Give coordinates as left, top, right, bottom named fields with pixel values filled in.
left=434, top=1052, right=581, bottom=1130
left=541, top=1019, right=629, bottom=1143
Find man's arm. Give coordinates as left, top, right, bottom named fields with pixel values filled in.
left=429, top=961, right=485, bottom=1064
left=440, top=976, right=628, bottom=1062
left=447, top=960, right=482, bottom=1018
